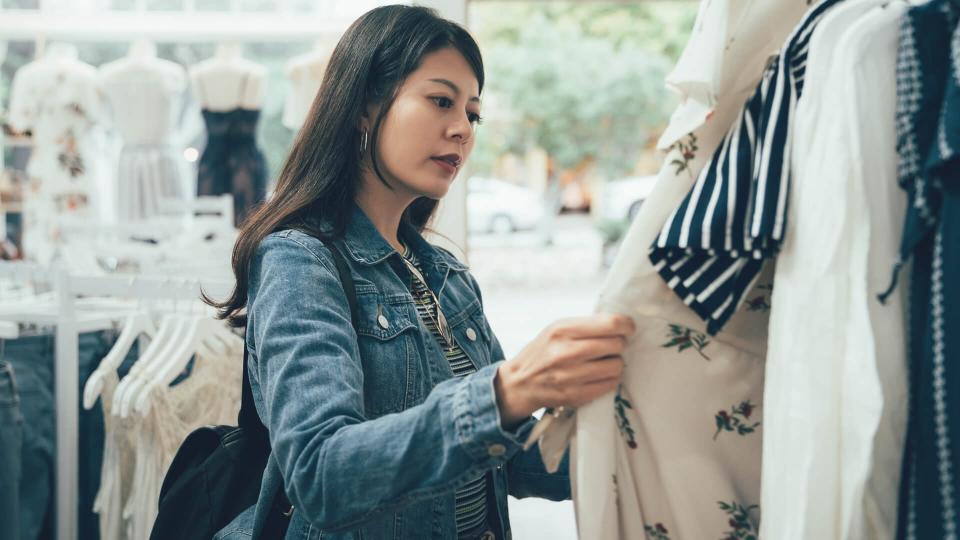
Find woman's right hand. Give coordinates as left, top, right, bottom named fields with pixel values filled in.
left=494, top=313, right=635, bottom=427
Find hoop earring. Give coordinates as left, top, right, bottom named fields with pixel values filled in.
left=361, top=130, right=368, bottom=153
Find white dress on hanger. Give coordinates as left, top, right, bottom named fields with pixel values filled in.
left=524, top=1, right=810, bottom=538
left=124, top=346, right=241, bottom=540
left=7, top=43, right=107, bottom=263
left=93, top=372, right=139, bottom=540
left=94, top=342, right=242, bottom=540
left=100, top=42, right=190, bottom=222
left=761, top=3, right=909, bottom=539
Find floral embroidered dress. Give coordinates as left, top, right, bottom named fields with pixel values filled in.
left=7, top=49, right=107, bottom=264
left=524, top=1, right=811, bottom=538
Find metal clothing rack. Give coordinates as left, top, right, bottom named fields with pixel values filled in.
left=0, top=261, right=233, bottom=540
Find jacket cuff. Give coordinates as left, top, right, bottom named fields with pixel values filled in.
left=453, top=361, right=536, bottom=464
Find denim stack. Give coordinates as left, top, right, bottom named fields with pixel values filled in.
left=0, top=330, right=139, bottom=540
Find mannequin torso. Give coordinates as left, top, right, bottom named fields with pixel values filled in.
left=100, top=40, right=190, bottom=221
left=7, top=42, right=106, bottom=262
left=101, top=39, right=187, bottom=145
left=282, top=40, right=331, bottom=130
left=189, top=43, right=265, bottom=112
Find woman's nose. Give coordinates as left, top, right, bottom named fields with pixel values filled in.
left=448, top=115, right=473, bottom=143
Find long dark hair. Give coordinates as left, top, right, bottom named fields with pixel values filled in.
left=206, top=5, right=485, bottom=327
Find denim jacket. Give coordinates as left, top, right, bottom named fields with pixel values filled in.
left=215, top=204, right=570, bottom=540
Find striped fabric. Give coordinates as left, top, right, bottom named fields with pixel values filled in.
left=892, top=3, right=960, bottom=540
left=648, top=0, right=841, bottom=335
left=401, top=246, right=489, bottom=538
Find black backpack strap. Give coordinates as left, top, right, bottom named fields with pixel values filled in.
left=326, top=243, right=358, bottom=329
left=247, top=239, right=357, bottom=536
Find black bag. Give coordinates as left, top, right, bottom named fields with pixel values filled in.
left=150, top=242, right=357, bottom=540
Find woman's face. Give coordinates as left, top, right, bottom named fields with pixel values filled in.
left=368, top=47, right=482, bottom=201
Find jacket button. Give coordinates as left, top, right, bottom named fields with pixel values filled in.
left=377, top=314, right=389, bottom=329
left=465, top=328, right=477, bottom=341
left=480, top=531, right=496, bottom=540
left=487, top=443, right=506, bottom=457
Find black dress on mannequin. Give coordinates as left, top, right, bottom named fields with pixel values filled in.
left=196, top=74, right=267, bottom=226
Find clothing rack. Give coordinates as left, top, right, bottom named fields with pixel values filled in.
left=0, top=261, right=233, bottom=540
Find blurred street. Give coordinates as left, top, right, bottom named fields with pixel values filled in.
left=467, top=213, right=608, bottom=540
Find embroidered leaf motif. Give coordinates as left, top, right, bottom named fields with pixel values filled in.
left=644, top=522, right=671, bottom=540
left=614, top=385, right=638, bottom=449
left=662, top=324, right=711, bottom=360
left=668, top=133, right=699, bottom=176
left=717, top=500, right=759, bottom=540
left=713, top=401, right=761, bottom=440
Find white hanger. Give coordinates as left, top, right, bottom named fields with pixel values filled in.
left=124, top=292, right=211, bottom=413
left=82, top=309, right=157, bottom=409
left=132, top=316, right=239, bottom=416
left=112, top=311, right=182, bottom=418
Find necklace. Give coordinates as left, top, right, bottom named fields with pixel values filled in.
left=399, top=248, right=454, bottom=348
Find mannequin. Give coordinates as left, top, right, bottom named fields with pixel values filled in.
left=188, top=42, right=265, bottom=111
left=101, top=39, right=189, bottom=221
left=189, top=43, right=267, bottom=225
left=282, top=39, right=331, bottom=130
left=7, top=41, right=106, bottom=264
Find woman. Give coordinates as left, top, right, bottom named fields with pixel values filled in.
left=211, top=5, right=634, bottom=539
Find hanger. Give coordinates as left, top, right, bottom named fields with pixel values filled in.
left=82, top=294, right=157, bottom=410
left=132, top=315, right=239, bottom=417
left=112, top=311, right=183, bottom=418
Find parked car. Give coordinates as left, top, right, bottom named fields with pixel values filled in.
left=596, top=175, right=658, bottom=222
left=467, top=177, right=545, bottom=234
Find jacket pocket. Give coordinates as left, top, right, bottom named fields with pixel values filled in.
left=447, top=298, right=493, bottom=369
left=354, top=290, right=419, bottom=417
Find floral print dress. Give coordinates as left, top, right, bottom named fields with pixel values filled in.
left=7, top=53, right=107, bottom=264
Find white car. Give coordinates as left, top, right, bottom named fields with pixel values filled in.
left=597, top=175, right=658, bottom=222
left=467, top=177, right=545, bottom=234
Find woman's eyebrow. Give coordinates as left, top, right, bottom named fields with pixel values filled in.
left=428, top=78, right=481, bottom=103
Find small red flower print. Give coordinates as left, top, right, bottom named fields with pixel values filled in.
left=745, top=295, right=771, bottom=312
left=668, top=133, right=699, bottom=176
left=717, top=501, right=759, bottom=539
left=714, top=401, right=761, bottom=440
left=644, top=522, right=671, bottom=540
left=662, top=324, right=712, bottom=360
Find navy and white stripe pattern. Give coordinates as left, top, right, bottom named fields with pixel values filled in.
left=401, top=246, right=489, bottom=538
left=892, top=0, right=958, bottom=267
left=648, top=0, right=840, bottom=335
left=894, top=3, right=960, bottom=539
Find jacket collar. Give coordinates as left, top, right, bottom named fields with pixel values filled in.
left=342, top=203, right=467, bottom=272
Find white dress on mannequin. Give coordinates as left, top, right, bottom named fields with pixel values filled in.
left=7, top=42, right=107, bottom=263
left=101, top=39, right=190, bottom=222
left=282, top=41, right=331, bottom=131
